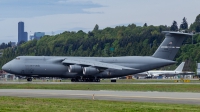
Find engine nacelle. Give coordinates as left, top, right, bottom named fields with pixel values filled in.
left=68, top=65, right=82, bottom=73
left=83, top=67, right=99, bottom=75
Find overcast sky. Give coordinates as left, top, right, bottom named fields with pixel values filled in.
left=0, top=0, right=200, bottom=43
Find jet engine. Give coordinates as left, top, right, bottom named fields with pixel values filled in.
left=68, top=65, right=82, bottom=73
left=83, top=67, right=99, bottom=75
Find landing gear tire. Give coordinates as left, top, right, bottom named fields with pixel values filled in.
left=111, top=79, right=116, bottom=82
left=93, top=79, right=100, bottom=82
left=27, top=78, right=32, bottom=82
left=71, top=78, right=75, bottom=82
left=71, top=78, right=100, bottom=82
left=95, top=79, right=100, bottom=82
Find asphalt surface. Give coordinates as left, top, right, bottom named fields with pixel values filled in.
left=1, top=81, right=200, bottom=84
left=0, top=89, right=200, bottom=105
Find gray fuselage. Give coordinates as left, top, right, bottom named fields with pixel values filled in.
left=2, top=56, right=175, bottom=78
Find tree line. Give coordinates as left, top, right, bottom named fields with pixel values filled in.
left=1, top=14, right=200, bottom=72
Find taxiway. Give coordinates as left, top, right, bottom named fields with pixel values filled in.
left=0, top=89, right=199, bottom=105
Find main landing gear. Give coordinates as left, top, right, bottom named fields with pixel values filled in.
left=27, top=77, right=32, bottom=82
left=71, top=78, right=100, bottom=82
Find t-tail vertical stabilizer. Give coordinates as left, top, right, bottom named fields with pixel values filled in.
left=174, top=62, right=185, bottom=72
left=152, top=31, right=193, bottom=60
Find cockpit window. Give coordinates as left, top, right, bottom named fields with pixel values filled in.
left=15, top=57, right=20, bottom=60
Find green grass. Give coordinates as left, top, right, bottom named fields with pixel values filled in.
left=1, top=83, right=200, bottom=92
left=0, top=96, right=199, bottom=112
left=101, top=79, right=200, bottom=83
left=9, top=78, right=200, bottom=83
left=4, top=78, right=200, bottom=83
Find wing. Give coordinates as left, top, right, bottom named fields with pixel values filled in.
left=148, top=72, right=164, bottom=76
left=151, top=73, right=163, bottom=76
left=150, top=73, right=176, bottom=77
left=62, top=58, right=138, bottom=70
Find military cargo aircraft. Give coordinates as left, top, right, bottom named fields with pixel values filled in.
left=2, top=31, right=192, bottom=82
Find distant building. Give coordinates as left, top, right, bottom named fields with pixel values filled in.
left=18, top=22, right=24, bottom=43
left=18, top=21, right=28, bottom=44
left=30, top=32, right=45, bottom=40
left=24, top=32, right=28, bottom=42
left=34, top=32, right=45, bottom=40
left=11, top=42, right=16, bottom=47
left=30, top=34, right=34, bottom=40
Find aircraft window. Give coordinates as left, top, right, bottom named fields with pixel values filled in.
left=15, top=57, right=20, bottom=60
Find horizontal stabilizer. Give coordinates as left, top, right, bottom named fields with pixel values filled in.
left=162, top=31, right=194, bottom=36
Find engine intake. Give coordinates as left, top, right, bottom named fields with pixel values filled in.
left=83, top=67, right=99, bottom=75
left=68, top=65, right=82, bottom=73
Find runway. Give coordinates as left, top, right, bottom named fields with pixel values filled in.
left=1, top=81, right=200, bottom=84
left=0, top=89, right=200, bottom=105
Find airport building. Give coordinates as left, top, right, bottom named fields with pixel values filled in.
left=30, top=32, right=45, bottom=40
left=18, top=21, right=28, bottom=44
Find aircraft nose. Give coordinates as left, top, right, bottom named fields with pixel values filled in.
left=2, top=63, right=11, bottom=72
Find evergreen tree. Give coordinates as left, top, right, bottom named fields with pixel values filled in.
left=143, top=23, right=147, bottom=27
left=170, top=21, right=178, bottom=31
left=190, top=14, right=200, bottom=32
left=88, top=31, right=94, bottom=37
left=93, top=24, right=99, bottom=31
left=195, top=14, right=200, bottom=32
left=180, top=17, right=188, bottom=30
